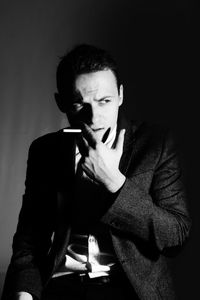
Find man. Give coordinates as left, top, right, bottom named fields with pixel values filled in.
left=2, top=44, right=191, bottom=300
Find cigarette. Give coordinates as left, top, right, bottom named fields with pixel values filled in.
left=63, top=129, right=82, bottom=133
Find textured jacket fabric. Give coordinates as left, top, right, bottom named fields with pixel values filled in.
left=1, top=118, right=191, bottom=300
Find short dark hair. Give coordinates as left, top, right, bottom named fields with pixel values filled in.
left=56, top=44, right=121, bottom=97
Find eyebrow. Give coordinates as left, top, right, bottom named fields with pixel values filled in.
left=96, top=96, right=113, bottom=100
left=73, top=94, right=113, bottom=103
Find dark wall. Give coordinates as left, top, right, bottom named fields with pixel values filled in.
left=0, top=0, right=198, bottom=298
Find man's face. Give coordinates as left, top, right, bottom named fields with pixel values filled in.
left=66, top=69, right=123, bottom=141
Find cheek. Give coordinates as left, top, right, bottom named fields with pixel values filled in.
left=104, top=109, right=119, bottom=125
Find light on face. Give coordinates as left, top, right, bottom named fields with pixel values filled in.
left=67, top=70, right=123, bottom=136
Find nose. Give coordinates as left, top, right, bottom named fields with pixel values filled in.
left=90, top=103, right=101, bottom=125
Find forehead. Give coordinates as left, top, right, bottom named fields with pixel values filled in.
left=75, top=69, right=118, bottom=96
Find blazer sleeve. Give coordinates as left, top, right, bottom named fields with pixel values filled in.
left=101, top=128, right=192, bottom=254
left=2, top=139, right=56, bottom=300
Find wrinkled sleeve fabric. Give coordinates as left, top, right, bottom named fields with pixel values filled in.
left=102, top=128, right=191, bottom=254
left=2, top=139, right=56, bottom=300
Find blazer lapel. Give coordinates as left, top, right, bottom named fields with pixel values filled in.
left=50, top=130, right=77, bottom=276
left=55, top=130, right=76, bottom=234
left=57, top=129, right=76, bottom=189
left=114, top=114, right=142, bottom=176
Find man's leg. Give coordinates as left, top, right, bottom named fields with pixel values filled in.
left=42, top=272, right=139, bottom=300
left=41, top=276, right=86, bottom=300
left=86, top=277, right=139, bottom=300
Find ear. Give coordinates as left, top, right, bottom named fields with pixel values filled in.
left=119, top=84, right=123, bottom=106
left=54, top=93, right=66, bottom=113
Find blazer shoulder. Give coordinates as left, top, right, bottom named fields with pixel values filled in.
left=24, top=131, right=66, bottom=166
left=29, top=129, right=63, bottom=151
left=130, top=120, right=178, bottom=163
left=131, top=120, right=171, bottom=142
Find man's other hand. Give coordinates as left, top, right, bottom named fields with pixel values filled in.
left=14, top=291, right=33, bottom=300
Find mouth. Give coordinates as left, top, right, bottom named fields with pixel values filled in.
left=91, top=128, right=104, bottom=132
left=90, top=127, right=109, bottom=143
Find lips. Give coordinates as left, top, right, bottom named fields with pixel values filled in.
left=91, top=128, right=104, bottom=132
left=88, top=127, right=110, bottom=143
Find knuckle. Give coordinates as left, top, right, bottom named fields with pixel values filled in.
left=88, top=148, right=94, bottom=157
left=95, top=144, right=101, bottom=151
left=84, top=157, right=89, bottom=164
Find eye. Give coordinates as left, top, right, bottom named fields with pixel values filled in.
left=98, top=98, right=111, bottom=105
left=71, top=102, right=83, bottom=112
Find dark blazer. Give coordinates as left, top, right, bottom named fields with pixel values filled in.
left=2, top=117, right=191, bottom=300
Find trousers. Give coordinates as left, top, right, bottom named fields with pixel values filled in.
left=41, top=272, right=139, bottom=300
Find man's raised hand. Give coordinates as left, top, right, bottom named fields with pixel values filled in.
left=77, top=123, right=126, bottom=193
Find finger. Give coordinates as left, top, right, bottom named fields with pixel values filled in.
left=81, top=123, right=100, bottom=148
left=115, top=129, right=126, bottom=154
left=102, top=127, right=111, bottom=143
left=81, top=163, right=97, bottom=182
left=76, top=135, right=89, bottom=157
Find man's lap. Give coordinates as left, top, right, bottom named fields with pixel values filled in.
left=41, top=273, right=139, bottom=300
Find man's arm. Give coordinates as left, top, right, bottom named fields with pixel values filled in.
left=101, top=128, right=191, bottom=254
left=2, top=138, right=56, bottom=300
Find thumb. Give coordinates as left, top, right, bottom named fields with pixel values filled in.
left=115, top=129, right=126, bottom=154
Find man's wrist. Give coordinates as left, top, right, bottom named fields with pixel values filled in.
left=106, top=172, right=126, bottom=193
